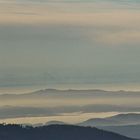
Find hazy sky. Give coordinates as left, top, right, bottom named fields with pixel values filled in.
left=0, top=0, right=140, bottom=124
left=0, top=0, right=140, bottom=90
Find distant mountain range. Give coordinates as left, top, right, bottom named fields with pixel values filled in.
left=100, top=125, right=140, bottom=139
left=76, top=113, right=140, bottom=139
left=0, top=124, right=137, bottom=140
left=43, top=113, right=140, bottom=139
left=0, top=89, right=140, bottom=120
left=44, top=113, right=140, bottom=127
left=1, top=88, right=139, bottom=105
left=0, top=89, right=140, bottom=139
left=1, top=88, right=140, bottom=97
left=78, top=113, right=140, bottom=126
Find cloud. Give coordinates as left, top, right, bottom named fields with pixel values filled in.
left=0, top=1, right=140, bottom=25
left=0, top=104, right=140, bottom=119
left=0, top=0, right=140, bottom=87
left=1, top=0, right=140, bottom=4
left=91, top=30, right=140, bottom=45
left=0, top=2, right=140, bottom=47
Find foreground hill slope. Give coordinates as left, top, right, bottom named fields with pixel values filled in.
left=0, top=124, right=137, bottom=140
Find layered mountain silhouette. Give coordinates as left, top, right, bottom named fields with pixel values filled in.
left=1, top=89, right=140, bottom=98
left=100, top=125, right=140, bottom=139
left=0, top=89, right=140, bottom=120
left=77, top=113, right=140, bottom=139
left=43, top=113, right=140, bottom=139
left=0, top=124, right=138, bottom=140
left=0, top=113, right=138, bottom=140
left=78, top=113, right=140, bottom=126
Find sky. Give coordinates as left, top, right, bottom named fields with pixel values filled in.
left=0, top=0, right=140, bottom=124
left=0, top=0, right=140, bottom=91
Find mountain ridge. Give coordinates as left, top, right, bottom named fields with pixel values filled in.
left=0, top=124, right=138, bottom=140
left=1, top=88, right=140, bottom=97
left=78, top=113, right=140, bottom=127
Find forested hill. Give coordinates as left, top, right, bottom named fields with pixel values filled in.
left=0, top=124, right=138, bottom=140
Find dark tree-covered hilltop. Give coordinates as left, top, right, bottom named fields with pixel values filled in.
left=0, top=124, right=138, bottom=140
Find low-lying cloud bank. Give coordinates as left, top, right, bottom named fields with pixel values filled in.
left=0, top=104, right=140, bottom=119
